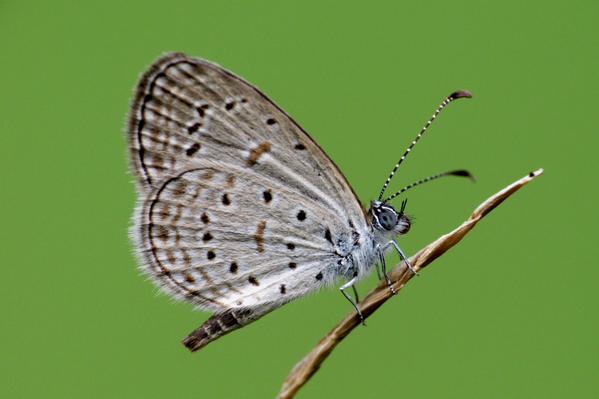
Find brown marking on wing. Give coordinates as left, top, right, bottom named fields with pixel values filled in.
left=172, top=205, right=183, bottom=225
left=173, top=180, right=187, bottom=197
left=155, top=225, right=169, bottom=243
left=195, top=266, right=222, bottom=296
left=182, top=250, right=192, bottom=266
left=166, top=250, right=176, bottom=265
left=224, top=281, right=242, bottom=294
left=181, top=249, right=221, bottom=297
left=152, top=153, right=165, bottom=168
left=145, top=168, right=227, bottom=309
left=254, top=220, right=267, bottom=253
left=159, top=204, right=170, bottom=220
left=202, top=170, right=215, bottom=181
left=247, top=142, right=272, bottom=166
left=192, top=190, right=201, bottom=203
left=226, top=174, right=236, bottom=188
left=157, top=268, right=171, bottom=278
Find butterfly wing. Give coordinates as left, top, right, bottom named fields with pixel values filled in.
left=136, top=164, right=358, bottom=310
left=128, top=53, right=371, bottom=349
left=128, top=52, right=360, bottom=210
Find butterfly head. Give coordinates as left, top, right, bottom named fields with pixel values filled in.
left=370, top=199, right=411, bottom=235
left=371, top=90, right=474, bottom=238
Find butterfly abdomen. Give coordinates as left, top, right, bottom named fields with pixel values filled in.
left=182, top=305, right=274, bottom=352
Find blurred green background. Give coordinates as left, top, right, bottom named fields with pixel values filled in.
left=1, top=1, right=597, bottom=398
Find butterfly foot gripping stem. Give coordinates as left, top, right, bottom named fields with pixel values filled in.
left=387, top=281, right=397, bottom=295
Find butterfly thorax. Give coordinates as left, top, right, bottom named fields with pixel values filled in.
left=356, top=201, right=412, bottom=277
left=334, top=201, right=412, bottom=283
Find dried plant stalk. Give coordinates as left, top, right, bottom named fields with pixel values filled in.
left=278, top=169, right=544, bottom=399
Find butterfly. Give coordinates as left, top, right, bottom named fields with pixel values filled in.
left=127, top=53, right=472, bottom=351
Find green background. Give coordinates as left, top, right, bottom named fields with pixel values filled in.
left=1, top=1, right=597, bottom=398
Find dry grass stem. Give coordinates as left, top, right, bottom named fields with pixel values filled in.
left=278, top=168, right=544, bottom=399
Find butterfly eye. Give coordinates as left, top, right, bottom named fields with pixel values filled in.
left=370, top=202, right=400, bottom=231
left=378, top=209, right=398, bottom=230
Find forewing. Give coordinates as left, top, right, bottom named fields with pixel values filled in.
left=128, top=53, right=361, bottom=219
left=128, top=53, right=368, bottom=310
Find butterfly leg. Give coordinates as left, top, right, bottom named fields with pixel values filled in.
left=375, top=260, right=383, bottom=280
left=377, top=246, right=397, bottom=295
left=340, top=274, right=366, bottom=326
left=352, top=284, right=360, bottom=304
left=389, top=239, right=418, bottom=276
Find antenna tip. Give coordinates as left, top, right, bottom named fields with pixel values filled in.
left=450, top=169, right=476, bottom=182
left=449, top=90, right=473, bottom=100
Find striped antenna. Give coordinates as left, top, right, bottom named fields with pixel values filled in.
left=384, top=169, right=474, bottom=203
left=377, top=90, right=473, bottom=201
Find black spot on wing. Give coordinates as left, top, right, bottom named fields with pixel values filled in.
left=196, top=104, right=209, bottom=118
left=187, top=122, right=202, bottom=134
left=324, top=228, right=333, bottom=244
left=229, top=262, right=238, bottom=274
left=201, top=212, right=210, bottom=224
left=296, top=210, right=306, bottom=221
left=263, top=190, right=273, bottom=203
left=186, top=143, right=200, bottom=156
left=222, top=193, right=231, bottom=205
